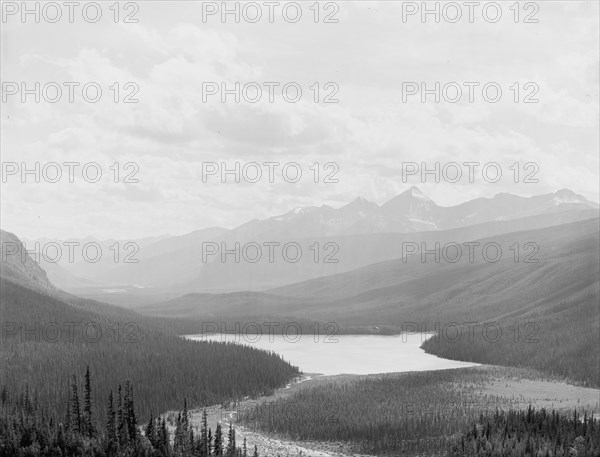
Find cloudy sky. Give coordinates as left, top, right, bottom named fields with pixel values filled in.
left=1, top=1, right=598, bottom=239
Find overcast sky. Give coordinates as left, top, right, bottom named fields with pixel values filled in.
left=1, top=1, right=599, bottom=239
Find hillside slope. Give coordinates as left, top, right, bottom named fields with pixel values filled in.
left=143, top=218, right=600, bottom=385
left=0, top=232, right=299, bottom=424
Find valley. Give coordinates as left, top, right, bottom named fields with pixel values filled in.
left=176, top=366, right=600, bottom=457
left=4, top=3, right=599, bottom=454
left=2, top=189, right=599, bottom=456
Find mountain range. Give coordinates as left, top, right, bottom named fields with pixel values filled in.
left=233, top=187, right=596, bottom=238
left=28, top=187, right=597, bottom=299
left=140, top=216, right=600, bottom=386
left=2, top=188, right=599, bottom=387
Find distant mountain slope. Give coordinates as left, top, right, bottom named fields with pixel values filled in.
left=145, top=217, right=599, bottom=323
left=37, top=258, right=96, bottom=289
left=134, top=210, right=597, bottom=293
left=34, top=189, right=599, bottom=293
left=141, top=218, right=600, bottom=386
left=225, top=187, right=598, bottom=239
left=0, top=231, right=299, bottom=423
left=268, top=217, right=599, bottom=316
left=1, top=229, right=56, bottom=292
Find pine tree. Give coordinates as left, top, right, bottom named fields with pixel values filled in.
left=158, top=416, right=169, bottom=456
left=117, top=384, right=129, bottom=447
left=183, top=398, right=189, bottom=425
left=146, top=411, right=156, bottom=446
left=56, top=423, right=66, bottom=450
left=243, top=436, right=247, bottom=457
left=200, top=409, right=209, bottom=457
left=252, top=444, right=258, bottom=457
left=105, top=390, right=119, bottom=456
left=226, top=422, right=236, bottom=457
left=0, top=386, right=7, bottom=405
left=174, top=412, right=184, bottom=454
left=125, top=381, right=138, bottom=441
left=83, top=365, right=95, bottom=438
left=64, top=396, right=72, bottom=433
left=188, top=427, right=195, bottom=455
left=71, top=375, right=82, bottom=434
left=214, top=423, right=223, bottom=456
left=106, top=390, right=117, bottom=442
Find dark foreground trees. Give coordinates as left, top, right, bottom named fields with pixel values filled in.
left=239, top=369, right=600, bottom=456
left=0, top=367, right=257, bottom=457
left=1, top=278, right=300, bottom=423
left=448, top=407, right=600, bottom=457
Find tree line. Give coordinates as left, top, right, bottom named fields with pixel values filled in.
left=422, top=287, right=599, bottom=388
left=239, top=368, right=599, bottom=455
left=0, top=367, right=260, bottom=457
left=1, top=279, right=300, bottom=425
left=448, top=407, right=600, bottom=456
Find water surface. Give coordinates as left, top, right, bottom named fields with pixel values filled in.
left=186, top=333, right=478, bottom=375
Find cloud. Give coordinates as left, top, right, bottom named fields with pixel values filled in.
left=1, top=2, right=598, bottom=239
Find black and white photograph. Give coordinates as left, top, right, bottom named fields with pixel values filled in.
left=1, top=1, right=599, bottom=456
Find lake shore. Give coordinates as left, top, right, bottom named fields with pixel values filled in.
left=185, top=332, right=479, bottom=375
left=164, top=365, right=599, bottom=457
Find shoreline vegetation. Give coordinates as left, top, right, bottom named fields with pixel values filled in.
left=3, top=351, right=598, bottom=456
left=0, top=367, right=262, bottom=457
left=161, top=365, right=599, bottom=457
left=183, top=327, right=598, bottom=389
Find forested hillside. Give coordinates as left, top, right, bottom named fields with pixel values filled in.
left=149, top=218, right=600, bottom=387
left=447, top=407, right=600, bottom=457
left=0, top=278, right=299, bottom=425
left=422, top=286, right=600, bottom=387
left=0, top=367, right=260, bottom=456
left=238, top=369, right=599, bottom=456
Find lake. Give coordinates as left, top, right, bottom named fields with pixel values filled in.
left=186, top=333, right=478, bottom=375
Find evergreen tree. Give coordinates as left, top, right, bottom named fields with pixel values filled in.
left=64, top=396, right=71, bottom=433
left=106, top=390, right=117, bottom=442
left=214, top=423, right=223, bottom=457
left=199, top=409, right=209, bottom=457
left=83, top=365, right=95, bottom=438
left=70, top=375, right=82, bottom=434
left=125, top=381, right=138, bottom=441
left=158, top=416, right=170, bottom=456
left=146, top=411, right=156, bottom=446
left=117, top=384, right=129, bottom=447
left=174, top=411, right=184, bottom=454
left=183, top=398, right=189, bottom=425
left=0, top=386, right=7, bottom=405
left=252, top=444, right=258, bottom=457
left=105, top=390, right=119, bottom=456
left=226, top=422, right=236, bottom=457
